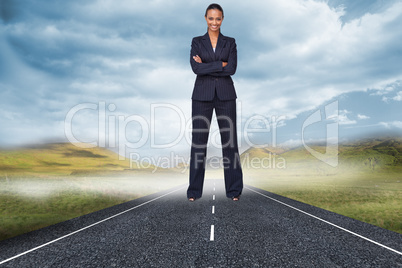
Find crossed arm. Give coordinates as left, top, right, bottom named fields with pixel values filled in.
left=190, top=38, right=237, bottom=77
left=193, top=55, right=228, bottom=67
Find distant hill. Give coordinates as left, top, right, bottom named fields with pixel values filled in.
left=3, top=137, right=401, bottom=177
left=241, top=137, right=402, bottom=171
left=0, top=143, right=155, bottom=176
left=241, top=146, right=289, bottom=159
left=339, top=137, right=402, bottom=168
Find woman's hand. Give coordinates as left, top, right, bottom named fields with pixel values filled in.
left=193, top=55, right=202, bottom=63
left=193, top=55, right=227, bottom=67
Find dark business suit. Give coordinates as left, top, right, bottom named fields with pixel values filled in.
left=187, top=32, right=243, bottom=199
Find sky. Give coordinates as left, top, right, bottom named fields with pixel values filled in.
left=1, top=0, right=402, bottom=165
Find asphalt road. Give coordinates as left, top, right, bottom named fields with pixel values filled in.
left=0, top=179, right=401, bottom=267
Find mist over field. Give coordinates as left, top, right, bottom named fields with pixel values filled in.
left=1, top=0, right=401, bottom=241
left=1, top=136, right=401, bottom=241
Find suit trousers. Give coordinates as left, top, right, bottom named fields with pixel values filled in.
left=187, top=93, right=243, bottom=199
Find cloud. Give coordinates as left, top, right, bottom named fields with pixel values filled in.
left=357, top=114, right=370, bottom=120
left=370, top=80, right=401, bottom=95
left=380, top=121, right=402, bottom=129
left=392, top=91, right=402, bottom=101
left=1, top=0, right=402, bottom=157
left=227, top=0, right=402, bottom=121
left=327, top=0, right=398, bottom=24
left=337, top=110, right=356, bottom=125
left=381, top=90, right=402, bottom=102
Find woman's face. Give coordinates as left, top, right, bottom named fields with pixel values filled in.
left=205, top=9, right=223, bottom=33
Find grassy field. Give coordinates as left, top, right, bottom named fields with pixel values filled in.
left=241, top=137, right=402, bottom=234
left=0, top=186, right=135, bottom=242
left=0, top=138, right=401, bottom=241
left=244, top=168, right=401, bottom=233
left=0, top=143, right=187, bottom=241
left=0, top=173, right=187, bottom=241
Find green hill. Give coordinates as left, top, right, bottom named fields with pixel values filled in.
left=241, top=146, right=288, bottom=159
left=241, top=137, right=402, bottom=172
left=0, top=143, right=154, bottom=176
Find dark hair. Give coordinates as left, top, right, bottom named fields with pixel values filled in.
left=205, top=3, right=224, bottom=17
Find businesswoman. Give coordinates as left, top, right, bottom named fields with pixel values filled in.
left=187, top=3, right=243, bottom=201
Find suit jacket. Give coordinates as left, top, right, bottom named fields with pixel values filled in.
left=190, top=32, right=237, bottom=101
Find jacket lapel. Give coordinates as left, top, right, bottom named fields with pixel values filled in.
left=214, top=33, right=226, bottom=60
left=201, top=32, right=215, bottom=61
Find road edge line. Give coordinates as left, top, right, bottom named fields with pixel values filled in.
left=0, top=186, right=185, bottom=265
left=245, top=186, right=402, bottom=256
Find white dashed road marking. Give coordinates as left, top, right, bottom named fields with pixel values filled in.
left=210, top=225, right=215, bottom=241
